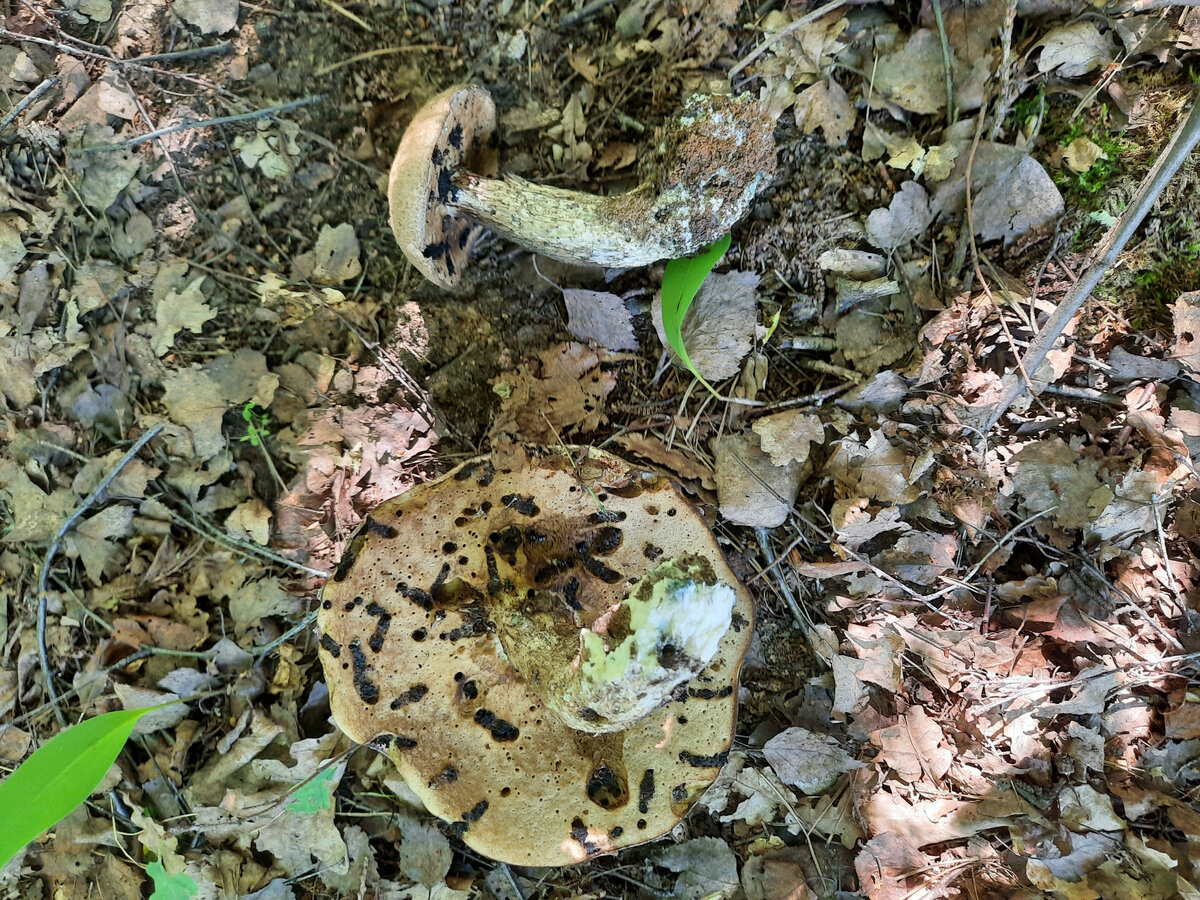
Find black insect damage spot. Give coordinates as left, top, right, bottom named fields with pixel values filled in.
left=609, top=826, right=624, bottom=838
left=389, top=684, right=429, bottom=709
left=577, top=550, right=622, bottom=584
left=501, top=493, right=540, bottom=517
left=637, top=818, right=647, bottom=830
left=643, top=543, right=664, bottom=561
left=474, top=708, right=519, bottom=742
left=332, top=532, right=367, bottom=582
left=400, top=583, right=434, bottom=612
left=442, top=541, right=458, bottom=554
left=638, top=769, right=655, bottom=814
left=321, top=599, right=332, bottom=610
left=364, top=516, right=399, bottom=539
left=731, top=612, right=749, bottom=632
left=370, top=733, right=417, bottom=750
left=488, top=525, right=523, bottom=564
left=688, top=686, right=733, bottom=700
left=349, top=638, right=378, bottom=704
left=412, top=628, right=428, bottom=641
left=588, top=509, right=626, bottom=524
left=436, top=167, right=454, bottom=202
left=679, top=750, right=729, bottom=768
left=462, top=800, right=488, bottom=822
left=319, top=634, right=341, bottom=658
left=586, top=764, right=629, bottom=810
left=569, top=817, right=599, bottom=854
left=462, top=680, right=478, bottom=700
left=590, top=525, right=624, bottom=554
left=562, top=576, right=581, bottom=611
left=670, top=683, right=690, bottom=703
left=365, top=601, right=392, bottom=653
left=484, top=545, right=501, bottom=596
left=447, top=123, right=464, bottom=148
left=429, top=765, right=458, bottom=788
left=671, top=783, right=688, bottom=803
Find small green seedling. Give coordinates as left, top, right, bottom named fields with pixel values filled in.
left=660, top=233, right=731, bottom=398
left=0, top=706, right=165, bottom=868
left=239, top=402, right=272, bottom=448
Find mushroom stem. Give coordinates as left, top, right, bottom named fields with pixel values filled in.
left=446, top=91, right=777, bottom=269
left=448, top=176, right=750, bottom=268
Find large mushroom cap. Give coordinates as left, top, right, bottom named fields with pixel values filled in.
left=317, top=446, right=754, bottom=867
left=387, top=85, right=499, bottom=289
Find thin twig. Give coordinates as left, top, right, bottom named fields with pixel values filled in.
left=78, top=95, right=326, bottom=152
left=983, top=96, right=1200, bottom=430
left=0, top=74, right=58, bottom=133
left=929, top=0, right=955, bottom=124
left=729, top=0, right=849, bottom=79
left=558, top=0, right=619, bottom=27
left=38, top=425, right=164, bottom=726
left=126, top=41, right=232, bottom=63
left=314, top=44, right=457, bottom=77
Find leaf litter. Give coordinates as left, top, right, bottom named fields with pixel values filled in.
left=2, top=1, right=1200, bottom=898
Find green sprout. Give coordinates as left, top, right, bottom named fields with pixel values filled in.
left=239, top=402, right=271, bottom=448
left=660, top=233, right=731, bottom=398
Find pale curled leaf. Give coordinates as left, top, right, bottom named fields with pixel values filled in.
left=562, top=288, right=638, bottom=351
left=398, top=816, right=452, bottom=888
left=763, top=727, right=862, bottom=794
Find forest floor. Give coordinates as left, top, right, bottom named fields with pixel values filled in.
left=2, top=1, right=1200, bottom=898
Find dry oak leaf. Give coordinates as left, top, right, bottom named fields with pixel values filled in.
left=861, top=788, right=1020, bottom=849
left=752, top=410, right=823, bottom=467
left=763, top=727, right=862, bottom=794
left=854, top=832, right=927, bottom=900
left=872, top=706, right=952, bottom=783
left=871, top=29, right=949, bottom=115
left=150, top=274, right=216, bottom=357
left=1037, top=21, right=1116, bottom=78
left=489, top=342, right=617, bottom=443
left=614, top=433, right=715, bottom=489
left=1173, top=291, right=1200, bottom=373
left=826, top=429, right=929, bottom=504
left=1004, top=437, right=1106, bottom=532
left=792, top=78, right=854, bottom=146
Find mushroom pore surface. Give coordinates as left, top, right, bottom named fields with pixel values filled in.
left=316, top=446, right=754, bottom=866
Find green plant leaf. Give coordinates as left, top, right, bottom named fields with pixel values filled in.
left=0, top=706, right=159, bottom=868
left=285, top=764, right=340, bottom=815
left=660, top=233, right=732, bottom=397
left=147, top=858, right=200, bottom=900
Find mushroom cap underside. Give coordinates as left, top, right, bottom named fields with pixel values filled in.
left=387, top=84, right=498, bottom=289
left=316, top=446, right=754, bottom=867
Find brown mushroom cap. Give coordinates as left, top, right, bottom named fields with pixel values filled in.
left=387, top=85, right=499, bottom=289
left=316, top=446, right=754, bottom=867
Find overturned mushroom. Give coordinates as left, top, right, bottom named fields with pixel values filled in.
left=316, top=446, right=754, bottom=866
left=388, top=85, right=777, bottom=288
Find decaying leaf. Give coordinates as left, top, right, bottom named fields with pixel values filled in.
left=654, top=836, right=739, bottom=900
left=752, top=411, right=824, bottom=467
left=763, top=727, right=862, bottom=794
left=562, top=288, right=638, bottom=351
left=489, top=342, right=617, bottom=443
left=865, top=181, right=934, bottom=250
left=1038, top=22, right=1115, bottom=77
left=714, top=430, right=804, bottom=527
left=871, top=29, right=948, bottom=115
left=652, top=270, right=760, bottom=382
left=873, top=707, right=953, bottom=783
